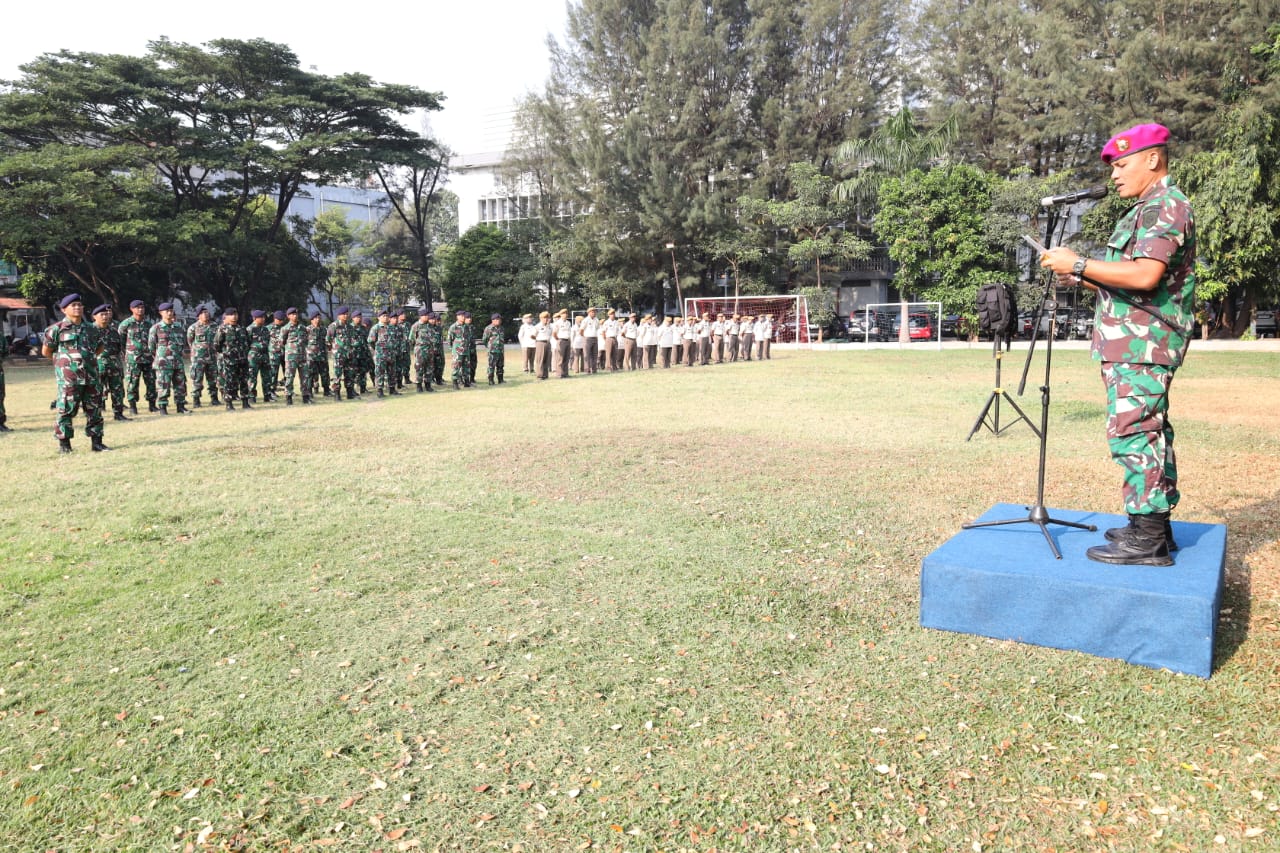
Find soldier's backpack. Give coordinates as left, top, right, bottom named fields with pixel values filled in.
left=976, top=281, right=1017, bottom=338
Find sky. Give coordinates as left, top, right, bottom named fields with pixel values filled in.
left=2, top=0, right=570, bottom=154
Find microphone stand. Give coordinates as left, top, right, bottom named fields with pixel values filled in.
left=961, top=216, right=1096, bottom=558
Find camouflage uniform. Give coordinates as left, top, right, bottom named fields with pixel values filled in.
left=118, top=312, right=157, bottom=410
left=409, top=314, right=437, bottom=392
left=446, top=317, right=472, bottom=388
left=94, top=319, right=127, bottom=419
left=481, top=321, right=506, bottom=384
left=367, top=316, right=395, bottom=395
left=328, top=316, right=358, bottom=398
left=465, top=318, right=480, bottom=385
left=268, top=318, right=287, bottom=393
left=0, top=355, right=7, bottom=431
left=354, top=316, right=374, bottom=392
left=280, top=317, right=311, bottom=403
left=213, top=317, right=252, bottom=406
left=432, top=318, right=446, bottom=385
left=148, top=319, right=189, bottom=410
left=44, top=317, right=104, bottom=444
left=247, top=317, right=273, bottom=401
left=394, top=313, right=411, bottom=388
left=1094, top=174, right=1195, bottom=516
left=186, top=317, right=219, bottom=405
left=306, top=317, right=331, bottom=398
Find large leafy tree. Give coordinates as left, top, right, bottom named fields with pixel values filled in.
left=372, top=138, right=453, bottom=308
left=439, top=225, right=539, bottom=323
left=0, top=38, right=442, bottom=311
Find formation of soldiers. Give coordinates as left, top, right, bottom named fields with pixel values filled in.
left=24, top=294, right=774, bottom=453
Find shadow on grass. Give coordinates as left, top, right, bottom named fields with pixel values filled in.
left=1211, top=488, right=1279, bottom=672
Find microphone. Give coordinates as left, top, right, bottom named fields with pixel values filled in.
left=1040, top=186, right=1108, bottom=206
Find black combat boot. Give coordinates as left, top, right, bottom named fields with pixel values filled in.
left=177, top=402, right=191, bottom=414
left=377, top=389, right=384, bottom=398
left=241, top=398, right=251, bottom=410
left=286, top=395, right=293, bottom=405
left=91, top=438, right=111, bottom=452
left=303, top=396, right=313, bottom=404
left=129, top=402, right=138, bottom=415
left=59, top=438, right=73, bottom=454
left=0, top=422, right=11, bottom=432
left=159, top=405, right=169, bottom=415
left=1104, top=513, right=1179, bottom=551
left=424, top=381, right=434, bottom=392
left=416, top=382, right=423, bottom=393
left=148, top=401, right=158, bottom=412
left=114, top=410, right=130, bottom=421
left=192, top=397, right=202, bottom=408
left=226, top=400, right=236, bottom=411
left=210, top=394, right=219, bottom=405
left=1087, top=512, right=1173, bottom=566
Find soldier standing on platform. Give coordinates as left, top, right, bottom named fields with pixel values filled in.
left=90, top=304, right=129, bottom=421
left=307, top=310, right=331, bottom=398
left=149, top=302, right=190, bottom=414
left=279, top=307, right=311, bottom=405
left=482, top=312, right=507, bottom=385
left=186, top=306, right=219, bottom=408
left=213, top=306, right=252, bottom=410
left=247, top=310, right=272, bottom=401
left=43, top=294, right=108, bottom=452
left=119, top=299, right=157, bottom=414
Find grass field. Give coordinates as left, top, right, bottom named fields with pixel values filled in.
left=1, top=347, right=1277, bottom=852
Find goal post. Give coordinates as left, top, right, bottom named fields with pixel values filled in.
left=683, top=295, right=811, bottom=344
left=860, top=301, right=944, bottom=348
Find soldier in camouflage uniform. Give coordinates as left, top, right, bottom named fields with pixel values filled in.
left=186, top=306, right=219, bottom=408
left=279, top=307, right=311, bottom=405
left=148, top=302, right=191, bottom=414
left=409, top=307, right=437, bottom=393
left=464, top=312, right=480, bottom=385
left=481, top=313, right=506, bottom=385
left=445, top=309, right=472, bottom=389
left=268, top=311, right=287, bottom=395
left=395, top=309, right=412, bottom=390
left=118, top=298, right=157, bottom=414
left=328, top=306, right=358, bottom=400
left=306, top=310, right=331, bottom=398
left=367, top=308, right=398, bottom=397
left=41, top=294, right=107, bottom=452
left=247, top=310, right=273, bottom=402
left=431, top=312, right=446, bottom=386
left=1041, top=123, right=1194, bottom=567
left=353, top=312, right=374, bottom=393
left=90, top=304, right=129, bottom=421
left=212, top=306, right=253, bottom=410
left=0, top=344, right=8, bottom=433
left=387, top=310, right=405, bottom=392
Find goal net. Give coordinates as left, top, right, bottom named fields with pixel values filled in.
left=684, top=295, right=810, bottom=344
left=859, top=302, right=944, bottom=347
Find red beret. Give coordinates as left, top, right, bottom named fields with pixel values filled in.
left=1101, top=123, right=1170, bottom=165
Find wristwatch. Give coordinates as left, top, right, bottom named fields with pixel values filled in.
left=1071, top=257, right=1088, bottom=280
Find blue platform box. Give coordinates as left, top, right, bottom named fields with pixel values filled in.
left=921, top=503, right=1226, bottom=678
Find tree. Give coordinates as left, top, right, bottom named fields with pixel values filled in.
left=372, top=138, right=453, bottom=308
left=834, top=105, right=958, bottom=214
left=796, top=285, right=837, bottom=342
left=439, top=226, right=539, bottom=322
left=293, top=208, right=375, bottom=316
left=740, top=162, right=868, bottom=291
left=875, top=164, right=1014, bottom=326
left=0, top=38, right=442, bottom=310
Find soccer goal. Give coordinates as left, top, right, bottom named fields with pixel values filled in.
left=684, top=295, right=811, bottom=344
left=859, top=301, right=944, bottom=348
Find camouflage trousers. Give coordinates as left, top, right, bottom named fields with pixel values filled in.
left=96, top=360, right=126, bottom=415
left=397, top=351, right=411, bottom=385
left=248, top=350, right=271, bottom=400
left=451, top=353, right=468, bottom=385
left=154, top=358, right=187, bottom=407
left=1102, top=361, right=1178, bottom=515
left=487, top=349, right=504, bottom=383
left=433, top=348, right=445, bottom=384
left=270, top=353, right=285, bottom=390
left=332, top=352, right=355, bottom=393
left=374, top=353, right=394, bottom=392
left=55, top=376, right=104, bottom=441
left=283, top=354, right=310, bottom=398
left=414, top=349, right=436, bottom=386
left=190, top=355, right=217, bottom=400
left=125, top=355, right=156, bottom=405
left=0, top=362, right=6, bottom=425
left=307, top=354, right=330, bottom=396
left=218, top=357, right=250, bottom=402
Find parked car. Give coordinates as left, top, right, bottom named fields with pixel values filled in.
left=941, top=314, right=960, bottom=338
left=1255, top=308, right=1277, bottom=338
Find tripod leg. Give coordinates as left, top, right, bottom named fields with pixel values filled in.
left=966, top=392, right=1000, bottom=441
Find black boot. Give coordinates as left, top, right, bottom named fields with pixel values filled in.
left=210, top=394, right=220, bottom=405
left=242, top=398, right=252, bottom=410
left=303, top=396, right=313, bottom=404
left=192, top=398, right=202, bottom=409
left=226, top=400, right=236, bottom=411
left=91, top=438, right=111, bottom=452
left=148, top=401, right=158, bottom=413
left=416, top=382, right=423, bottom=393
left=129, top=403, right=138, bottom=415
left=160, top=405, right=169, bottom=415
left=59, top=438, right=73, bottom=454
left=0, top=422, right=11, bottom=432
left=114, top=411, right=130, bottom=422
left=377, top=389, right=384, bottom=398
left=1104, top=513, right=1179, bottom=551
left=286, top=395, right=293, bottom=405
left=1087, top=512, right=1173, bottom=566
left=177, top=403, right=191, bottom=414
